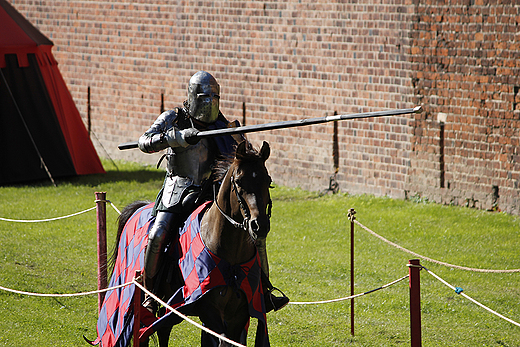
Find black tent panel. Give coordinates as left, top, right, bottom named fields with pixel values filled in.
left=0, top=54, right=76, bottom=185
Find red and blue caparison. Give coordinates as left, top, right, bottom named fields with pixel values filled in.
left=89, top=201, right=269, bottom=347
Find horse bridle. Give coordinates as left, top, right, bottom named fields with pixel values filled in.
left=213, top=174, right=272, bottom=240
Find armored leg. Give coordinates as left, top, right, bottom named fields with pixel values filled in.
left=256, top=237, right=289, bottom=312
left=143, top=211, right=175, bottom=313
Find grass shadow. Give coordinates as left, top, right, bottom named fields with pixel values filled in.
left=1, top=160, right=165, bottom=188
left=66, top=169, right=165, bottom=186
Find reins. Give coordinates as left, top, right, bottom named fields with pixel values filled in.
left=230, top=175, right=252, bottom=221
left=230, top=175, right=273, bottom=223
left=213, top=180, right=251, bottom=235
left=212, top=173, right=272, bottom=242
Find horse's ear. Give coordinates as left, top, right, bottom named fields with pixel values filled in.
left=236, top=140, right=247, bottom=159
left=260, top=141, right=270, bottom=161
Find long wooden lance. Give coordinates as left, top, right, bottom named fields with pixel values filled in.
left=118, top=106, right=422, bottom=150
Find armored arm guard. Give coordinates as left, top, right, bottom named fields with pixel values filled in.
left=138, top=132, right=168, bottom=153
left=138, top=109, right=184, bottom=153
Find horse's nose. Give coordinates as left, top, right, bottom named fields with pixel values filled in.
left=249, top=218, right=269, bottom=238
left=250, top=219, right=260, bottom=233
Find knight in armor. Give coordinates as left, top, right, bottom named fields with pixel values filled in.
left=138, top=71, right=289, bottom=314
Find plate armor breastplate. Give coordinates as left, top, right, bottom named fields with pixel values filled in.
left=167, top=138, right=215, bottom=186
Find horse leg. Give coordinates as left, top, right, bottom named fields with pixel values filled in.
left=223, top=321, right=248, bottom=346
left=157, top=326, right=172, bottom=347
left=215, top=314, right=248, bottom=347
left=198, top=302, right=226, bottom=347
left=200, top=324, right=247, bottom=347
left=197, top=292, right=250, bottom=347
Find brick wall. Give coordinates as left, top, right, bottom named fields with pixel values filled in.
left=10, top=0, right=519, bottom=214
left=409, top=0, right=520, bottom=214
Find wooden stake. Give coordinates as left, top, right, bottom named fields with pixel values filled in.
left=95, top=192, right=108, bottom=313
left=409, top=259, right=422, bottom=347
left=133, top=271, right=142, bottom=347
left=348, top=208, right=356, bottom=336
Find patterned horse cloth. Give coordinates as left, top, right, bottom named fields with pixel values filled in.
left=87, top=202, right=154, bottom=347
left=89, top=201, right=269, bottom=347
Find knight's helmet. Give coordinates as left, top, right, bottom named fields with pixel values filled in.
left=187, top=71, right=220, bottom=124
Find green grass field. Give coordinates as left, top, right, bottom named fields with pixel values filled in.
left=0, top=160, right=519, bottom=346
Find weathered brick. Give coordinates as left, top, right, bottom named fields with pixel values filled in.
left=8, top=0, right=519, bottom=215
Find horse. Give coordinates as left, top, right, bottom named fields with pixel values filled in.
left=107, top=140, right=273, bottom=347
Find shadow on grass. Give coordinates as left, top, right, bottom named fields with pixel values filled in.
left=1, top=166, right=165, bottom=188
left=68, top=169, right=165, bottom=186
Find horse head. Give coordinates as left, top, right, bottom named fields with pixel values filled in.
left=206, top=140, right=272, bottom=261
left=230, top=140, right=272, bottom=240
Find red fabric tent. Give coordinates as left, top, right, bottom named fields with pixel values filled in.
left=0, top=0, right=104, bottom=184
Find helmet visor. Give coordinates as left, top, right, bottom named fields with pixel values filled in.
left=187, top=72, right=220, bottom=124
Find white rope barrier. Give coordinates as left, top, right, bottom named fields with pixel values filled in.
left=2, top=200, right=518, bottom=342
left=0, top=274, right=243, bottom=346
left=95, top=199, right=121, bottom=215
left=0, top=198, right=244, bottom=344
left=133, top=280, right=247, bottom=347
left=355, top=219, right=520, bottom=273
left=0, top=207, right=96, bottom=222
left=0, top=276, right=243, bottom=346
left=0, top=274, right=410, bottom=306
left=109, top=201, right=121, bottom=215
left=289, top=274, right=409, bottom=305
left=421, top=266, right=520, bottom=328
left=0, top=200, right=121, bottom=223
left=0, top=281, right=133, bottom=298
left=0, top=277, right=251, bottom=347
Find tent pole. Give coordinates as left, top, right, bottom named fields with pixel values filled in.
left=88, top=86, right=91, bottom=136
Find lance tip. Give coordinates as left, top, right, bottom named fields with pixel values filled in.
left=413, top=106, right=422, bottom=113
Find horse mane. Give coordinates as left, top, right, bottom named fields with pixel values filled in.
left=211, top=140, right=262, bottom=182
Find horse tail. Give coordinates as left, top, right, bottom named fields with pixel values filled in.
left=108, top=200, right=151, bottom=272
